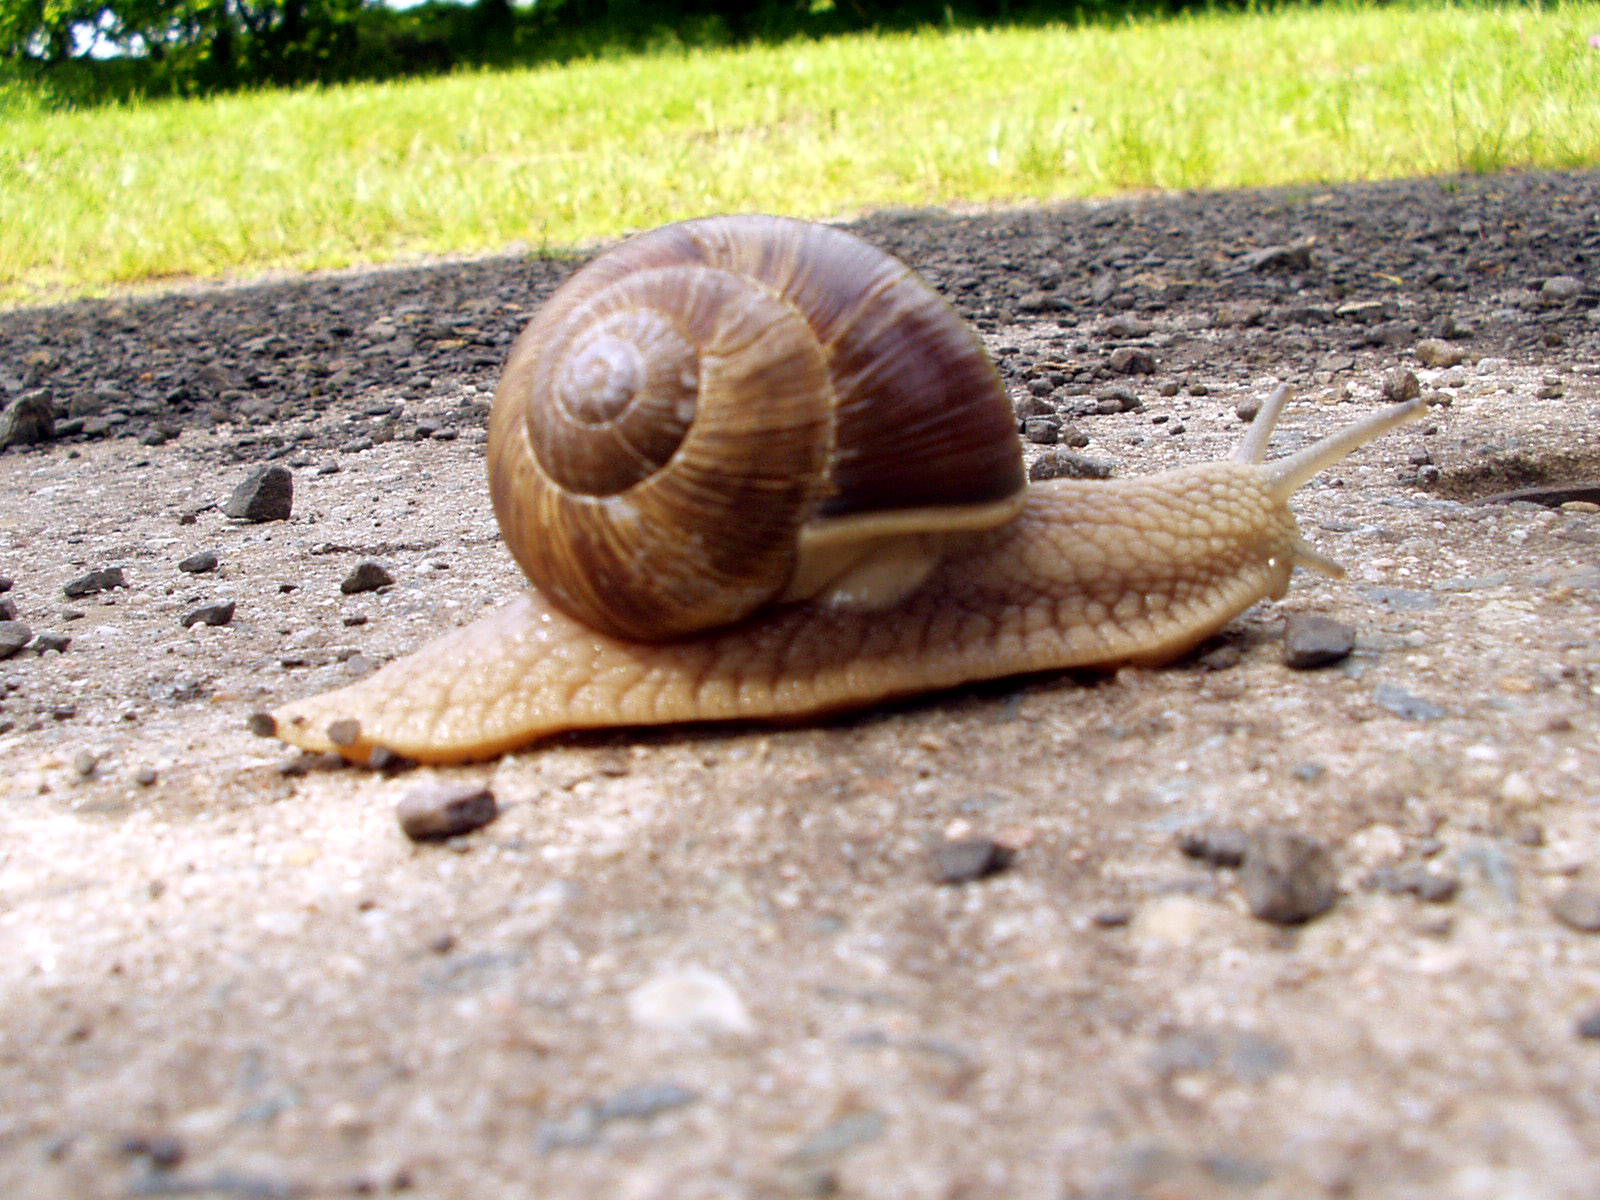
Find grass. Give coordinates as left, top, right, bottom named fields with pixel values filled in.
left=3, top=2, right=1599, bottom=306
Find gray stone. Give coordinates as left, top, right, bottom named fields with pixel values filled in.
left=1549, top=883, right=1600, bottom=932
left=341, top=561, right=394, bottom=594
left=934, top=836, right=1013, bottom=884
left=1283, top=613, right=1356, bottom=669
left=223, top=465, right=293, bottom=522
left=182, top=601, right=235, bottom=628
left=396, top=783, right=499, bottom=841
left=63, top=567, right=126, bottom=598
left=1541, top=275, right=1582, bottom=303
left=1374, top=682, right=1447, bottom=721
left=0, top=621, right=30, bottom=659
left=1415, top=338, right=1468, bottom=367
left=0, top=390, right=55, bottom=448
left=1240, top=828, right=1338, bottom=924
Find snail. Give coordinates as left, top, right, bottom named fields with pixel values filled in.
left=264, top=214, right=1425, bottom=765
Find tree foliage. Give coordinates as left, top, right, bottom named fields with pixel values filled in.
left=0, top=0, right=1217, bottom=100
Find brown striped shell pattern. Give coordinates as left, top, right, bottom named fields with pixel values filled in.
left=487, top=214, right=1028, bottom=641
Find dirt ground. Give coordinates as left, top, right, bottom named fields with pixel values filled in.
left=3, top=170, right=1600, bottom=1199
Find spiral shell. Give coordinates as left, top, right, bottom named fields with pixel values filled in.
left=487, top=214, right=1025, bottom=641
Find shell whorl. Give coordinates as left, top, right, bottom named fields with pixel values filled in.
left=488, top=214, right=1025, bottom=641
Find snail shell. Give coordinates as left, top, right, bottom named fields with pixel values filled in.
left=487, top=214, right=1026, bottom=640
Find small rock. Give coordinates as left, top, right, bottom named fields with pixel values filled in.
left=1213, top=302, right=1265, bottom=328
left=596, top=1081, right=700, bottom=1122
left=133, top=766, right=159, bottom=787
left=1380, top=368, right=1421, bottom=404
left=934, top=836, right=1013, bottom=884
left=1177, top=824, right=1248, bottom=868
left=1017, top=289, right=1067, bottom=313
left=1336, top=299, right=1388, bottom=322
left=1549, top=883, right=1600, bottom=932
left=1102, top=315, right=1154, bottom=338
left=326, top=717, right=362, bottom=746
left=1576, top=1008, right=1600, bottom=1039
left=246, top=712, right=277, bottom=738
left=120, top=1133, right=185, bottom=1169
left=1240, top=828, right=1338, bottom=925
left=1029, top=450, right=1116, bottom=482
left=178, top=551, right=219, bottom=574
left=1374, top=682, right=1447, bottom=721
left=0, top=576, right=11, bottom=592
left=63, top=567, right=126, bottom=598
left=395, top=782, right=498, bottom=841
left=1240, top=240, right=1315, bottom=271
left=1541, top=275, right=1583, bottom=304
left=0, top=389, right=56, bottom=448
left=32, top=631, right=70, bottom=653
left=0, top=621, right=30, bottom=659
left=1022, top=416, right=1060, bottom=444
left=1283, top=613, right=1356, bottom=669
left=341, top=561, right=394, bottom=594
left=1414, top=338, right=1468, bottom=368
left=1372, top=864, right=1459, bottom=903
left=627, top=967, right=754, bottom=1036
left=181, top=601, right=235, bottom=628
left=1108, top=347, right=1156, bottom=375
left=222, top=465, right=293, bottom=522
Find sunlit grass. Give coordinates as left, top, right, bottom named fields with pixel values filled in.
left=3, top=2, right=1599, bottom=305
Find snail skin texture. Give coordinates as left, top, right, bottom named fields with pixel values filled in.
left=267, top=215, right=1426, bottom=765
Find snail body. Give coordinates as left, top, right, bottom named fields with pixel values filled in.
left=268, top=215, right=1424, bottom=765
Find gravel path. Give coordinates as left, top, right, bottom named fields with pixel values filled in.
left=2, top=169, right=1599, bottom=1198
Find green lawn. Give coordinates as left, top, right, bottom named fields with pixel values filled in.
left=3, top=2, right=1598, bottom=306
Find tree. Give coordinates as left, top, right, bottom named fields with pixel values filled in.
left=0, top=0, right=365, bottom=86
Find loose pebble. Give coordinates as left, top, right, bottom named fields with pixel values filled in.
left=1576, top=1009, right=1600, bottom=1039
left=934, top=836, right=1013, bottom=884
left=626, top=967, right=754, bottom=1036
left=1177, top=824, right=1248, bottom=868
left=1240, top=828, right=1338, bottom=924
left=1541, top=275, right=1583, bottom=303
left=326, top=718, right=361, bottom=746
left=181, top=601, right=235, bottom=628
left=1374, top=682, right=1447, bottom=721
left=1239, top=240, right=1315, bottom=271
left=0, top=389, right=56, bottom=447
left=120, top=1133, right=185, bottom=1169
left=222, top=464, right=293, bottom=522
left=178, top=551, right=219, bottom=574
left=341, top=561, right=394, bottom=594
left=63, top=567, right=126, bottom=598
left=0, top=621, right=30, bottom=659
left=595, top=1081, right=700, bottom=1122
left=1414, top=338, right=1469, bottom=367
left=1371, top=864, right=1460, bottom=903
left=395, top=782, right=498, bottom=841
left=1283, top=613, right=1356, bottom=669
left=1380, top=367, right=1422, bottom=403
left=1549, top=883, right=1600, bottom=932
left=1107, top=346, right=1155, bottom=375
left=1028, top=448, right=1115, bottom=481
